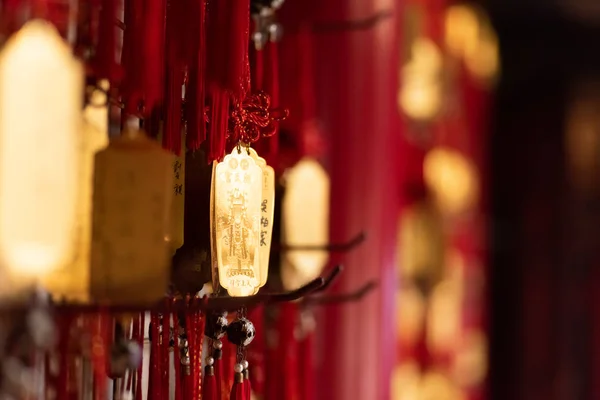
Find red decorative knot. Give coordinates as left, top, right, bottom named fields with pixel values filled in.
left=229, top=91, right=289, bottom=144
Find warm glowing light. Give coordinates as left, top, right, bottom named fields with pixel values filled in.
left=424, top=147, right=479, bottom=216
left=396, top=284, right=426, bottom=346
left=445, top=5, right=480, bottom=60
left=282, top=158, right=330, bottom=290
left=566, top=93, right=600, bottom=192
left=391, top=362, right=421, bottom=400
left=427, top=256, right=465, bottom=356
left=453, top=330, right=488, bottom=388
left=90, top=125, right=173, bottom=304
left=44, top=82, right=110, bottom=302
left=0, top=20, right=83, bottom=288
left=399, top=37, right=443, bottom=121
left=213, top=148, right=264, bottom=297
left=445, top=5, right=499, bottom=81
left=420, top=371, right=465, bottom=400
left=397, top=201, right=444, bottom=282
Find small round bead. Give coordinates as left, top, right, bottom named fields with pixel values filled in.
left=205, top=356, right=214, bottom=366
left=213, top=340, right=223, bottom=350
left=234, top=363, right=244, bottom=374
left=242, top=360, right=249, bottom=370
left=268, top=23, right=283, bottom=42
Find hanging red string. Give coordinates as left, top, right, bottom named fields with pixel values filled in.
left=163, top=0, right=190, bottom=154
left=94, top=0, right=121, bottom=83
left=135, top=313, right=145, bottom=400
left=246, top=306, right=265, bottom=398
left=161, top=307, right=171, bottom=399
left=195, top=302, right=207, bottom=399
left=143, top=0, right=167, bottom=115
left=121, top=0, right=144, bottom=116
left=91, top=310, right=111, bottom=400
left=205, top=0, right=251, bottom=162
left=55, top=313, right=73, bottom=400
left=173, top=311, right=183, bottom=400
left=185, top=308, right=195, bottom=399
left=148, top=312, right=162, bottom=400
left=280, top=302, right=299, bottom=400
left=186, top=0, right=208, bottom=151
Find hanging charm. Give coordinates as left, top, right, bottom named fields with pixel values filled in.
left=227, top=310, right=255, bottom=400
left=0, top=20, right=84, bottom=298
left=90, top=123, right=173, bottom=304
left=212, top=147, right=264, bottom=296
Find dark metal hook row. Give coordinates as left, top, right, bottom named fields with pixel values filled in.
left=50, top=265, right=343, bottom=314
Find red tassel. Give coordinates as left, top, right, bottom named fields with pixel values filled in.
left=135, top=313, right=145, bottom=400
left=95, top=0, right=121, bottom=83
left=143, top=0, right=166, bottom=113
left=244, top=369, right=252, bottom=399
left=264, top=41, right=281, bottom=165
left=208, top=89, right=230, bottom=163
left=203, top=365, right=218, bottom=400
left=161, top=309, right=171, bottom=399
left=206, top=0, right=250, bottom=95
left=121, top=0, right=143, bottom=115
left=148, top=313, right=162, bottom=400
left=230, top=373, right=245, bottom=400
left=186, top=0, right=207, bottom=150
left=163, top=68, right=184, bottom=155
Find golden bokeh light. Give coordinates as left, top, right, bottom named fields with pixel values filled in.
left=424, top=147, right=479, bottom=216
left=397, top=201, right=445, bottom=282
left=453, top=330, right=488, bottom=388
left=391, top=362, right=421, bottom=400
left=282, top=158, right=330, bottom=289
left=444, top=4, right=500, bottom=82
left=0, top=20, right=83, bottom=294
left=396, top=283, right=426, bottom=346
left=399, top=37, right=443, bottom=121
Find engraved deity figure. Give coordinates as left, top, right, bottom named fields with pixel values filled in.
left=222, top=188, right=255, bottom=278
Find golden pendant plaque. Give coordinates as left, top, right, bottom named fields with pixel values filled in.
left=90, top=126, right=173, bottom=304
left=248, top=148, right=275, bottom=286
left=213, top=148, right=264, bottom=297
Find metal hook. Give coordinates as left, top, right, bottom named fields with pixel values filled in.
left=312, top=10, right=393, bottom=33
left=276, top=231, right=366, bottom=253
left=304, top=281, right=377, bottom=306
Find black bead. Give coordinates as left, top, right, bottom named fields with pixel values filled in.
left=226, top=318, right=256, bottom=347
left=205, top=312, right=228, bottom=340
left=213, top=348, right=223, bottom=360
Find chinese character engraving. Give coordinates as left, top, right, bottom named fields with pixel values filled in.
left=260, top=217, right=269, bottom=228
left=174, top=184, right=183, bottom=196
left=173, top=160, right=182, bottom=180
left=261, top=199, right=267, bottom=213
left=260, top=230, right=267, bottom=246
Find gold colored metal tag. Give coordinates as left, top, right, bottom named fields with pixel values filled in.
left=213, top=148, right=264, bottom=297
left=247, top=148, right=275, bottom=286
left=0, top=20, right=83, bottom=296
left=90, top=126, right=173, bottom=304
left=282, top=158, right=330, bottom=289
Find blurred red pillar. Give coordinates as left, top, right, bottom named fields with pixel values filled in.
left=310, top=1, right=402, bottom=399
